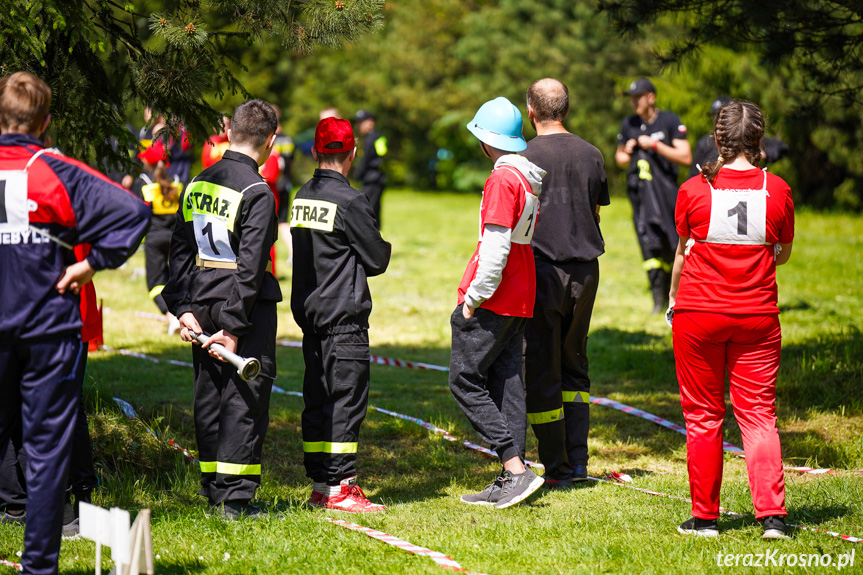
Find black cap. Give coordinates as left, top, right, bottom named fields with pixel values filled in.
left=354, top=109, right=375, bottom=122
left=710, top=96, right=732, bottom=117
left=624, top=77, right=656, bottom=96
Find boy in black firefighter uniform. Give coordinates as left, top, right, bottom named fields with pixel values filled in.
left=162, top=99, right=281, bottom=520
left=291, top=117, right=391, bottom=513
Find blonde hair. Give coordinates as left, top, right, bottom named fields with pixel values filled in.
left=0, top=72, right=51, bottom=133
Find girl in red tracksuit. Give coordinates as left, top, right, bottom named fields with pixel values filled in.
left=669, top=100, right=795, bottom=540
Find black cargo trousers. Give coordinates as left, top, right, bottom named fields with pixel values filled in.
left=301, top=330, right=371, bottom=485
left=524, top=257, right=599, bottom=480
left=191, top=299, right=276, bottom=504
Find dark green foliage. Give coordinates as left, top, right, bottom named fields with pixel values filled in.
left=598, top=0, right=863, bottom=208
left=0, top=0, right=384, bottom=172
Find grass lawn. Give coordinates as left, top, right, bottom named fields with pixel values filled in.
left=2, top=189, right=862, bottom=574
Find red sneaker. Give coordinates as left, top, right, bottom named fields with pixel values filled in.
left=307, top=490, right=326, bottom=509
left=324, top=481, right=386, bottom=513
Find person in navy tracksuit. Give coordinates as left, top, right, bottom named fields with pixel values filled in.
left=0, top=71, right=150, bottom=575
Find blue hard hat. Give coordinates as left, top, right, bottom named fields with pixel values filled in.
left=466, top=97, right=527, bottom=152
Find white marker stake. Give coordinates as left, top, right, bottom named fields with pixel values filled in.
left=127, top=509, right=154, bottom=575
left=79, top=502, right=115, bottom=575
left=111, top=507, right=132, bottom=571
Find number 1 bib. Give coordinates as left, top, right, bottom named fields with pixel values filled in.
left=182, top=180, right=252, bottom=263
left=704, top=169, right=769, bottom=246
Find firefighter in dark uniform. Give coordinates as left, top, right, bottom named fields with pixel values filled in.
left=615, top=77, right=692, bottom=314
left=688, top=97, right=790, bottom=180
left=353, top=109, right=387, bottom=229
left=291, top=117, right=391, bottom=513
left=162, top=99, right=281, bottom=520
left=0, top=71, right=150, bottom=575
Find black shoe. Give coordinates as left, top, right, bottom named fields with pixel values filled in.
left=0, top=509, right=25, bottom=526
left=572, top=464, right=589, bottom=482
left=762, top=515, right=790, bottom=540
left=677, top=516, right=719, bottom=537
left=211, top=501, right=264, bottom=521
left=542, top=476, right=573, bottom=490
left=460, top=475, right=504, bottom=506
left=494, top=469, right=544, bottom=509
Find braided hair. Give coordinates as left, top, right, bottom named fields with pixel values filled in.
left=701, top=100, right=764, bottom=184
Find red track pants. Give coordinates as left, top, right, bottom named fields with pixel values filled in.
left=673, top=311, right=787, bottom=520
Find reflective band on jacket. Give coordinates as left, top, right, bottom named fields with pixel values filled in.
left=303, top=441, right=358, bottom=454
left=199, top=461, right=261, bottom=475
left=563, top=391, right=590, bottom=403
left=527, top=407, right=564, bottom=425
left=642, top=258, right=671, bottom=272
left=148, top=285, right=165, bottom=300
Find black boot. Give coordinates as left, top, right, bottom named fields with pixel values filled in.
left=647, top=269, right=669, bottom=314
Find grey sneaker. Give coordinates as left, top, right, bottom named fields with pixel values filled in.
left=460, top=475, right=504, bottom=506
left=494, top=469, right=544, bottom=509
left=61, top=501, right=79, bottom=539
left=0, top=509, right=26, bottom=526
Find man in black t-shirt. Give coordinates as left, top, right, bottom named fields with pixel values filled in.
left=522, top=78, right=610, bottom=486
left=615, top=77, right=692, bottom=314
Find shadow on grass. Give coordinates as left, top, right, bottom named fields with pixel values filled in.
left=778, top=327, right=863, bottom=415
left=778, top=299, right=815, bottom=313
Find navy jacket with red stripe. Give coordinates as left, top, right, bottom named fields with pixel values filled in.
left=0, top=133, right=151, bottom=343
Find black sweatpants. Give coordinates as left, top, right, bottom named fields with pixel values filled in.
left=191, top=300, right=276, bottom=504
left=525, top=258, right=599, bottom=477
left=449, top=305, right=526, bottom=464
left=144, top=227, right=172, bottom=315
left=302, top=330, right=371, bottom=484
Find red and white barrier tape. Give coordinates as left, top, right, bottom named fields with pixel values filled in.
left=276, top=340, right=449, bottom=372
left=0, top=557, right=21, bottom=571
left=321, top=518, right=488, bottom=574
left=112, top=398, right=198, bottom=463
left=271, top=386, right=546, bottom=474
left=101, top=348, right=860, bottom=547
left=101, top=341, right=859, bottom=476
left=109, top=311, right=863, bottom=475
left=589, top=396, right=744, bottom=454
left=101, top=346, right=194, bottom=369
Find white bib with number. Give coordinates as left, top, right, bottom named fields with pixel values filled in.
left=478, top=166, right=539, bottom=245
left=183, top=180, right=251, bottom=263
left=704, top=170, right=769, bottom=246
left=0, top=148, right=61, bottom=234
left=0, top=170, right=29, bottom=234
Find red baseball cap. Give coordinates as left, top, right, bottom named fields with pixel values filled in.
left=314, top=117, right=355, bottom=154
left=138, top=141, right=170, bottom=166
